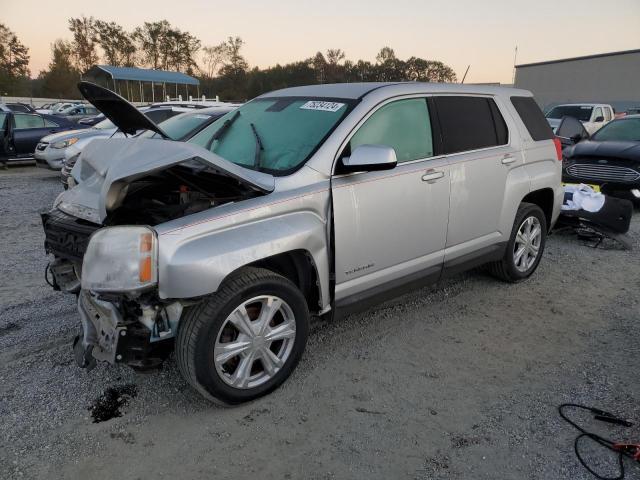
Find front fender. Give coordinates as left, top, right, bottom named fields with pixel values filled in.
left=156, top=211, right=330, bottom=307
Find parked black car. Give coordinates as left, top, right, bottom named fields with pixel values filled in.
left=558, top=115, right=640, bottom=205
left=0, top=111, right=85, bottom=163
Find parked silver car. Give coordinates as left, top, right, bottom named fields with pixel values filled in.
left=43, top=81, right=562, bottom=404
left=36, top=106, right=192, bottom=170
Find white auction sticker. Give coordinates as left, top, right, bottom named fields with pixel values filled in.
left=300, top=101, right=345, bottom=112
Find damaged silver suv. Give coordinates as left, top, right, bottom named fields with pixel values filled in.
left=43, top=82, right=563, bottom=404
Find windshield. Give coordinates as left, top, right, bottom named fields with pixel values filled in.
left=140, top=111, right=219, bottom=141
left=546, top=105, right=593, bottom=121
left=189, top=97, right=354, bottom=174
left=591, top=118, right=640, bottom=142
left=93, top=119, right=115, bottom=130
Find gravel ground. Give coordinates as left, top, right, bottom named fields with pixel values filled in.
left=1, top=166, right=639, bottom=480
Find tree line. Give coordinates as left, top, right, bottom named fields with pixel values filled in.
left=0, top=19, right=457, bottom=101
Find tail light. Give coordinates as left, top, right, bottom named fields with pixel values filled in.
left=553, top=137, right=563, bottom=161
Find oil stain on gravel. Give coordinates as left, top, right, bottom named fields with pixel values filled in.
left=89, top=384, right=138, bottom=423
left=0, top=322, right=21, bottom=337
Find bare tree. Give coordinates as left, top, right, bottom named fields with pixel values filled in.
left=202, top=43, right=228, bottom=78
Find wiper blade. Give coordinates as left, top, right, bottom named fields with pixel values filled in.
left=250, top=122, right=264, bottom=170
left=206, top=110, right=240, bottom=150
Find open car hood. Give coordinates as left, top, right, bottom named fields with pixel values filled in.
left=58, top=137, right=275, bottom=224
left=77, top=81, right=168, bottom=137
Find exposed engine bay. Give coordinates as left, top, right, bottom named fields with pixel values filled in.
left=104, top=164, right=261, bottom=225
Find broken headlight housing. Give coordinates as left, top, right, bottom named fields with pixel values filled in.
left=81, top=226, right=157, bottom=293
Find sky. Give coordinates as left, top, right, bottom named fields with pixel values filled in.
left=2, top=0, right=639, bottom=84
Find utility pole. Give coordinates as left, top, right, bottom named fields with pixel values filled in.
left=512, top=46, right=518, bottom=85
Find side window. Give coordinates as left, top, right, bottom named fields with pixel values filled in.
left=0, top=112, right=7, bottom=130
left=44, top=118, right=59, bottom=127
left=603, top=107, right=612, bottom=121
left=510, top=96, right=554, bottom=141
left=145, top=109, right=165, bottom=123
left=434, top=96, right=507, bottom=154
left=592, top=107, right=603, bottom=121
left=13, top=114, right=45, bottom=129
left=349, top=98, right=433, bottom=163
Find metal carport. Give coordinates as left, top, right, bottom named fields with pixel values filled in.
left=83, top=65, right=200, bottom=103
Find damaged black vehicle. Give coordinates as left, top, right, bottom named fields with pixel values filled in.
left=559, top=115, right=640, bottom=205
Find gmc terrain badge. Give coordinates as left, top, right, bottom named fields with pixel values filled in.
left=345, top=263, right=374, bottom=276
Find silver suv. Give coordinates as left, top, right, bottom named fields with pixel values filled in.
left=43, top=82, right=562, bottom=404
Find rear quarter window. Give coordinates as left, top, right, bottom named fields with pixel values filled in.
left=510, top=96, right=554, bottom=141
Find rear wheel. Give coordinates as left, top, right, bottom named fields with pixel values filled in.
left=176, top=267, right=309, bottom=404
left=489, top=203, right=547, bottom=283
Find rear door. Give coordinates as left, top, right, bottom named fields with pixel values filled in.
left=332, top=97, right=450, bottom=304
left=12, top=113, right=50, bottom=155
left=432, top=95, right=519, bottom=264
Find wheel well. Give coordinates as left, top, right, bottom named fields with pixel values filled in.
left=522, top=189, right=554, bottom=230
left=246, top=250, right=321, bottom=314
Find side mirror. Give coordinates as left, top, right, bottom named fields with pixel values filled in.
left=340, top=144, right=397, bottom=173
left=569, top=134, right=583, bottom=144
left=594, top=116, right=604, bottom=123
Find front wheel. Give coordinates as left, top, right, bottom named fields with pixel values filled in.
left=176, top=267, right=309, bottom=404
left=489, top=203, right=547, bottom=283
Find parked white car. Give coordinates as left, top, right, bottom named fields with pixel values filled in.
left=545, top=103, right=614, bottom=135
left=36, top=102, right=84, bottom=115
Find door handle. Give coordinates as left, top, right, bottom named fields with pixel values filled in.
left=421, top=170, right=445, bottom=182
left=501, top=154, right=516, bottom=165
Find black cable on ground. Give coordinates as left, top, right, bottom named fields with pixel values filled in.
left=558, top=403, right=639, bottom=480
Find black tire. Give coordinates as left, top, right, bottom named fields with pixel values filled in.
left=176, top=267, right=310, bottom=405
left=488, top=202, right=547, bottom=283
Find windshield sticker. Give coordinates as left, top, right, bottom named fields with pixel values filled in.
left=300, top=101, right=345, bottom=113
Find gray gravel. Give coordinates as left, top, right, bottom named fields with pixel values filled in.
left=1, top=166, right=639, bottom=480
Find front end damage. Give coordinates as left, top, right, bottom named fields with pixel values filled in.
left=75, top=291, right=182, bottom=370
left=42, top=136, right=274, bottom=371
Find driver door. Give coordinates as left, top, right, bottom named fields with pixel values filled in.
left=331, top=97, right=450, bottom=308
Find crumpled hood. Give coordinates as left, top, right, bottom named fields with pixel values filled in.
left=564, top=140, right=640, bottom=162
left=57, top=137, right=275, bottom=224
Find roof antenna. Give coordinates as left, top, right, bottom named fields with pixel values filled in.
left=460, top=65, right=470, bottom=84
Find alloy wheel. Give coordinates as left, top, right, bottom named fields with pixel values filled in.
left=513, top=216, right=542, bottom=272
left=214, top=295, right=296, bottom=389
